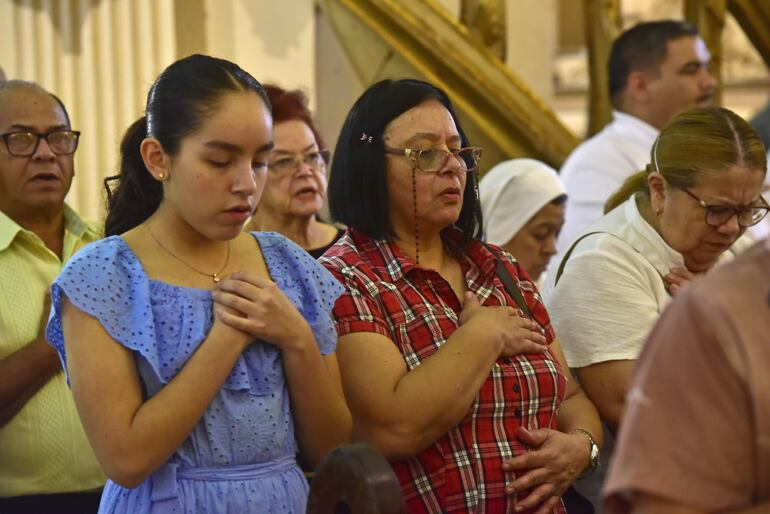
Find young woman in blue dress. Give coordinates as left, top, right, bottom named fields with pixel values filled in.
left=46, top=54, right=351, bottom=513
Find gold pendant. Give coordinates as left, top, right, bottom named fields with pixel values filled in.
left=212, top=274, right=220, bottom=283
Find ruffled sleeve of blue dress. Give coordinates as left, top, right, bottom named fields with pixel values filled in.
left=47, top=233, right=343, bottom=392
left=254, top=231, right=344, bottom=356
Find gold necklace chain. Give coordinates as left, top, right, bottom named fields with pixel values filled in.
left=144, top=224, right=231, bottom=283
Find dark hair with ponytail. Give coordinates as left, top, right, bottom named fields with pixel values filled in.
left=104, top=54, right=270, bottom=236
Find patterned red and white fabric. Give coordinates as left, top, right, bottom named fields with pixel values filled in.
left=320, top=228, right=568, bottom=514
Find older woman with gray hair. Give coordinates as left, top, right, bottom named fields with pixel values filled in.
left=480, top=158, right=567, bottom=283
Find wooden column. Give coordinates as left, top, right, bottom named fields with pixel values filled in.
left=460, top=0, right=507, bottom=61
left=728, top=0, right=770, bottom=69
left=684, top=0, right=726, bottom=106
left=583, top=0, right=621, bottom=137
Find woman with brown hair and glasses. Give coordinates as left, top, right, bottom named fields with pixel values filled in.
left=319, top=78, right=603, bottom=514
left=542, top=107, right=767, bottom=511
left=544, top=106, right=768, bottom=435
left=245, top=85, right=342, bottom=258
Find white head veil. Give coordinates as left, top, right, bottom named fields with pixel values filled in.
left=479, top=158, right=566, bottom=246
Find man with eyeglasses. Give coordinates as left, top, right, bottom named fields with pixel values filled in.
left=0, top=80, right=104, bottom=513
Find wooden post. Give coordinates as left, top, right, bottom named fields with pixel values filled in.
left=460, top=0, right=507, bottom=62
left=583, top=0, right=621, bottom=137
left=684, top=0, right=726, bottom=106
left=728, top=0, right=770, bottom=69
left=307, top=443, right=405, bottom=514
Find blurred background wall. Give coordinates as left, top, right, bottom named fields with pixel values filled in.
left=1, top=0, right=767, bottom=221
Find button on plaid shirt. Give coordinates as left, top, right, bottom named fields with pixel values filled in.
left=320, top=229, right=568, bottom=514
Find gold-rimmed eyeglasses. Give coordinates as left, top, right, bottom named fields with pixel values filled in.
left=681, top=187, right=769, bottom=228
left=385, top=146, right=482, bottom=173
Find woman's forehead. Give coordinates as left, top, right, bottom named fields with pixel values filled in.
left=384, top=100, right=457, bottom=140
left=273, top=120, right=317, bottom=147
left=690, top=165, right=765, bottom=201
left=192, top=92, right=272, bottom=148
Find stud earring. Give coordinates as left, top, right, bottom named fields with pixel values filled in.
left=158, top=172, right=165, bottom=180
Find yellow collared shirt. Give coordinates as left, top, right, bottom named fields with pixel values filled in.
left=0, top=205, right=106, bottom=497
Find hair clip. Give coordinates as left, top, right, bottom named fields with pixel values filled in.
left=360, top=132, right=373, bottom=143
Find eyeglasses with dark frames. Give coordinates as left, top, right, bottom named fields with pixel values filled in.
left=680, top=187, right=769, bottom=228
left=0, top=130, right=80, bottom=157
left=268, top=149, right=330, bottom=175
left=384, top=146, right=482, bottom=173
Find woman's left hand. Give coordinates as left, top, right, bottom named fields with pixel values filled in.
left=212, top=271, right=314, bottom=352
left=503, top=427, right=589, bottom=513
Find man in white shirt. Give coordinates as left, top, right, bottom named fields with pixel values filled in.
left=555, top=20, right=717, bottom=257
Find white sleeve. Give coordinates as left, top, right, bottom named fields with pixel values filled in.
left=557, top=137, right=637, bottom=254
left=558, top=159, right=621, bottom=253
left=546, top=236, right=664, bottom=368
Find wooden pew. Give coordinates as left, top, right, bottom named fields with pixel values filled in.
left=306, top=443, right=405, bottom=514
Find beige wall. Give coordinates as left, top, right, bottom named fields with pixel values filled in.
left=315, top=6, right=361, bottom=156
left=507, top=0, right=557, bottom=103
left=203, top=0, right=316, bottom=105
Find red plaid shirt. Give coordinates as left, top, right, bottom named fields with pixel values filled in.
left=320, top=229, right=568, bottom=514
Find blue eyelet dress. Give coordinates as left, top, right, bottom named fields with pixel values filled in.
left=46, top=232, right=344, bottom=514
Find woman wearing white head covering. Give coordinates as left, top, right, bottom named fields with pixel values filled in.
left=480, top=158, right=567, bottom=281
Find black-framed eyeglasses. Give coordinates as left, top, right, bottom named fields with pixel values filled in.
left=681, top=187, right=769, bottom=227
left=385, top=146, right=482, bottom=173
left=268, top=149, right=330, bottom=176
left=0, top=130, right=80, bottom=157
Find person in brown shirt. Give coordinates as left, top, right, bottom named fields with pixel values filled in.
left=603, top=237, right=770, bottom=514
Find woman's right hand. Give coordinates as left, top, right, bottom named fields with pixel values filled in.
left=664, top=266, right=696, bottom=296
left=211, top=272, right=315, bottom=353
left=459, top=292, right=547, bottom=358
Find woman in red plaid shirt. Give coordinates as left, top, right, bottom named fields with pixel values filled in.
left=319, top=79, right=603, bottom=514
